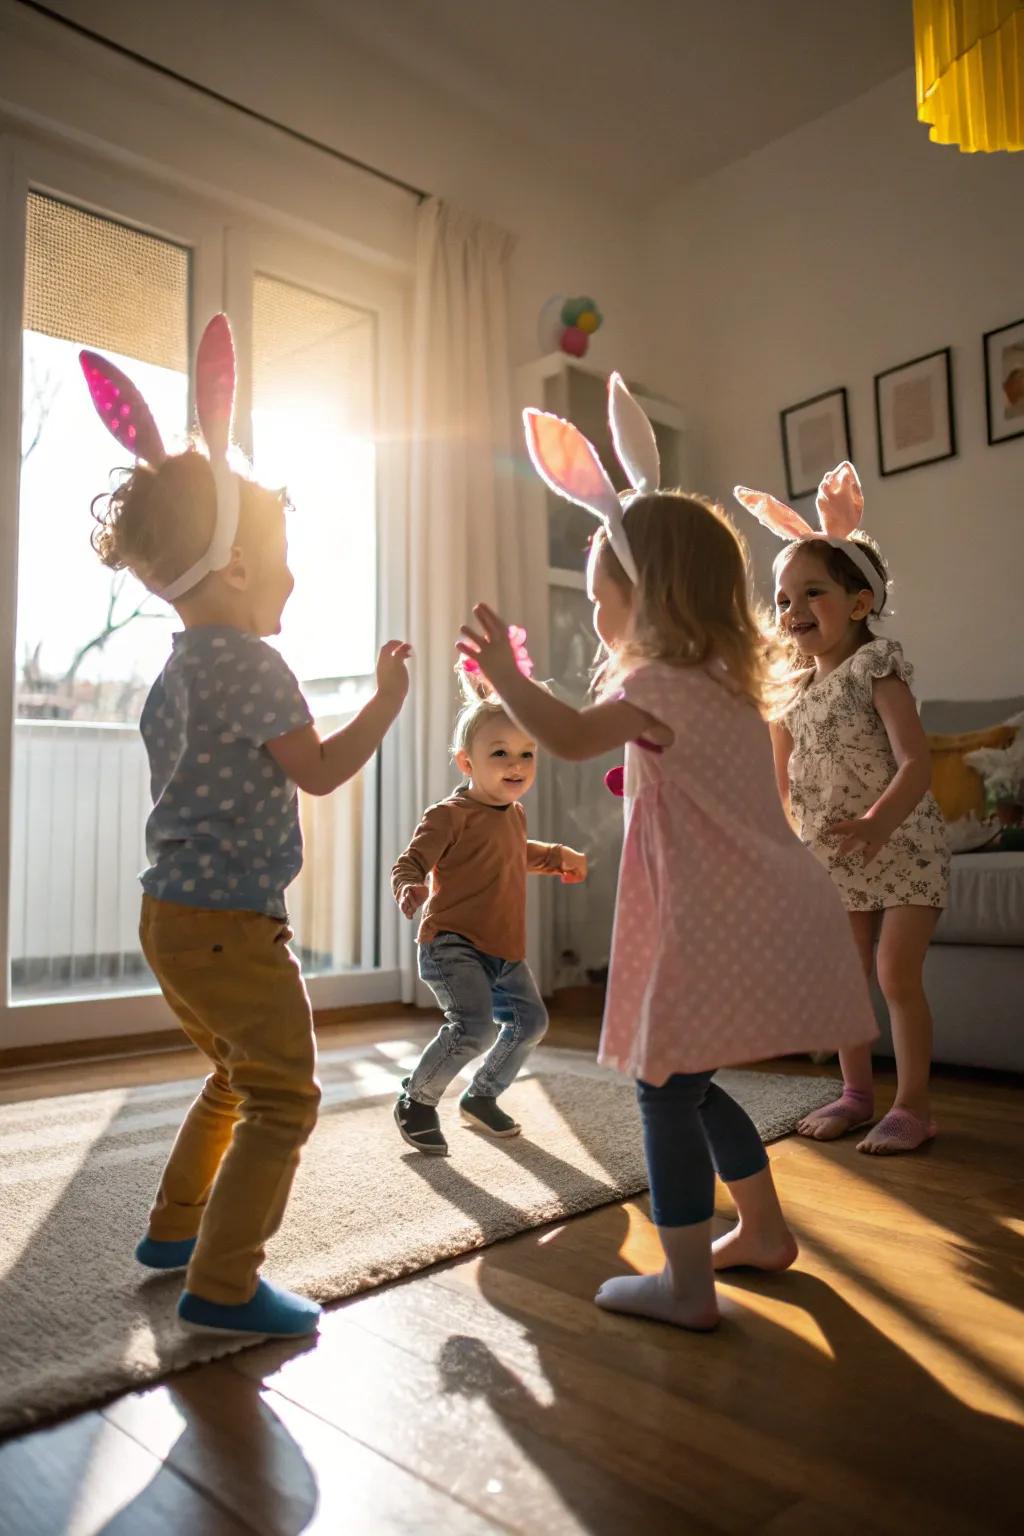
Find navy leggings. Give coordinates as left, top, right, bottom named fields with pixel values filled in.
left=637, top=1070, right=769, bottom=1228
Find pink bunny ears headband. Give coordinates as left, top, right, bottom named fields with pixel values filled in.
left=79, top=314, right=240, bottom=602
left=732, top=462, right=886, bottom=615
left=523, top=372, right=661, bottom=585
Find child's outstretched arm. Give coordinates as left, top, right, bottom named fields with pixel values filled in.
left=768, top=721, right=793, bottom=813
left=829, top=675, right=933, bottom=864
left=458, top=604, right=660, bottom=762
left=267, top=641, right=411, bottom=796
left=392, top=806, right=455, bottom=918
left=526, top=837, right=588, bottom=884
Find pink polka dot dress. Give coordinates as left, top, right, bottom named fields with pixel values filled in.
left=599, top=662, right=877, bottom=1085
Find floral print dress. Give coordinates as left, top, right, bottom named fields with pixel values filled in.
left=783, top=638, right=949, bottom=912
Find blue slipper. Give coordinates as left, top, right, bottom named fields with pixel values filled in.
left=135, top=1235, right=197, bottom=1271
left=178, top=1278, right=321, bottom=1337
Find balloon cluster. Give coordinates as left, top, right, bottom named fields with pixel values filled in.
left=537, top=294, right=604, bottom=359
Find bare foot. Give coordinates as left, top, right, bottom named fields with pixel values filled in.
left=797, top=1091, right=874, bottom=1141
left=857, top=1106, right=935, bottom=1156
left=712, top=1222, right=799, bottom=1272
left=594, top=1270, right=720, bottom=1331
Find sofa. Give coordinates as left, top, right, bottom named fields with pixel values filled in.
left=871, top=695, right=1024, bottom=1073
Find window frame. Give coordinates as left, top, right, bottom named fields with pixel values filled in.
left=0, top=131, right=407, bottom=1051
left=227, top=219, right=408, bottom=1006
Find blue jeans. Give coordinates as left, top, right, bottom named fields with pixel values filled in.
left=637, top=1071, right=768, bottom=1228
left=408, top=932, right=549, bottom=1105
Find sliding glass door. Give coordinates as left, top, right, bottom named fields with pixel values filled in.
left=0, top=137, right=406, bottom=1051
left=13, top=191, right=190, bottom=1007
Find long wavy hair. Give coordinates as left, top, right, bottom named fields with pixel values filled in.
left=591, top=490, right=784, bottom=716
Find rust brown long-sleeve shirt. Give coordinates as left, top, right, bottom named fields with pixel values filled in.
left=391, top=788, right=567, bottom=961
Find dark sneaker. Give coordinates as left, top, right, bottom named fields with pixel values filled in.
left=395, top=1077, right=448, bottom=1155
left=459, top=1092, right=521, bottom=1138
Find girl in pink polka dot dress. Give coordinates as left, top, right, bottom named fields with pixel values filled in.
left=457, top=376, right=875, bottom=1332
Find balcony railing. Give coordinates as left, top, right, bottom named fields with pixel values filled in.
left=10, top=712, right=366, bottom=1003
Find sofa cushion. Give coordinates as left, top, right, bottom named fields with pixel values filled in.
left=927, top=725, right=1017, bottom=821
left=920, top=696, right=1024, bottom=734
left=934, top=851, right=1024, bottom=946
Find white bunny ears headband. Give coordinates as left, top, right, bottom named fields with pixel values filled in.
left=733, top=462, right=886, bottom=615
left=523, top=372, right=661, bottom=585
left=79, top=313, right=240, bottom=602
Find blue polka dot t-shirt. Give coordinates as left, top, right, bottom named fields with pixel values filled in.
left=139, top=626, right=313, bottom=918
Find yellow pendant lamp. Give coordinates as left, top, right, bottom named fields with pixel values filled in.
left=915, top=0, right=1024, bottom=150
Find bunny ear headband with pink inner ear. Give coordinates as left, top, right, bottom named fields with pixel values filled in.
left=732, top=461, right=886, bottom=614
left=523, top=371, right=661, bottom=586
left=79, top=313, right=241, bottom=602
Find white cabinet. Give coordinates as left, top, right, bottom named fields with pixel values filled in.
left=514, top=354, right=688, bottom=993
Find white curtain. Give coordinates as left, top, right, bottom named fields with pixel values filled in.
left=394, top=199, right=524, bottom=1003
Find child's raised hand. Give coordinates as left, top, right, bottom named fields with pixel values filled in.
left=559, top=848, right=588, bottom=884
left=376, top=640, right=412, bottom=705
left=457, top=604, right=519, bottom=688
left=828, top=816, right=887, bottom=866
left=398, top=882, right=429, bottom=918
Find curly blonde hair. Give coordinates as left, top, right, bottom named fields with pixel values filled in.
left=91, top=449, right=286, bottom=598
left=591, top=490, right=784, bottom=715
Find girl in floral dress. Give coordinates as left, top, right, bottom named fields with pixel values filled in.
left=735, top=463, right=949, bottom=1155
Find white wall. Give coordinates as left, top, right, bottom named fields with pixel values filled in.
left=645, top=68, right=1024, bottom=702
left=0, top=0, right=649, bottom=378
left=8, top=6, right=1017, bottom=706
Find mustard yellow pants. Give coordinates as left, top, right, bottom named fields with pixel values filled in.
left=140, top=895, right=321, bottom=1305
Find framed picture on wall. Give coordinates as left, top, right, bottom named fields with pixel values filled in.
left=779, top=387, right=852, bottom=500
left=874, top=347, right=956, bottom=475
left=982, top=316, right=1024, bottom=446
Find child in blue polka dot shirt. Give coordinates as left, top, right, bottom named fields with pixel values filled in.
left=140, top=626, right=313, bottom=915
left=91, top=440, right=410, bottom=1339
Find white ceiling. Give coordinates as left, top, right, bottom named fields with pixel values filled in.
left=302, top=0, right=913, bottom=206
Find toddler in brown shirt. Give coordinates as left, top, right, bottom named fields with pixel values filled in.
left=392, top=681, right=586, bottom=1154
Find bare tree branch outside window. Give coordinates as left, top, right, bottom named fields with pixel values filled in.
left=18, top=359, right=156, bottom=720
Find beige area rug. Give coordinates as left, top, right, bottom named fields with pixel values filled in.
left=0, top=1043, right=838, bottom=1432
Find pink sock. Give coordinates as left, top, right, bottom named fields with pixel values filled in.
left=811, top=1086, right=874, bottom=1122
left=859, top=1106, right=936, bottom=1152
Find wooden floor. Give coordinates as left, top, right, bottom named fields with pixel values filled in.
left=1, top=1017, right=1022, bottom=1536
